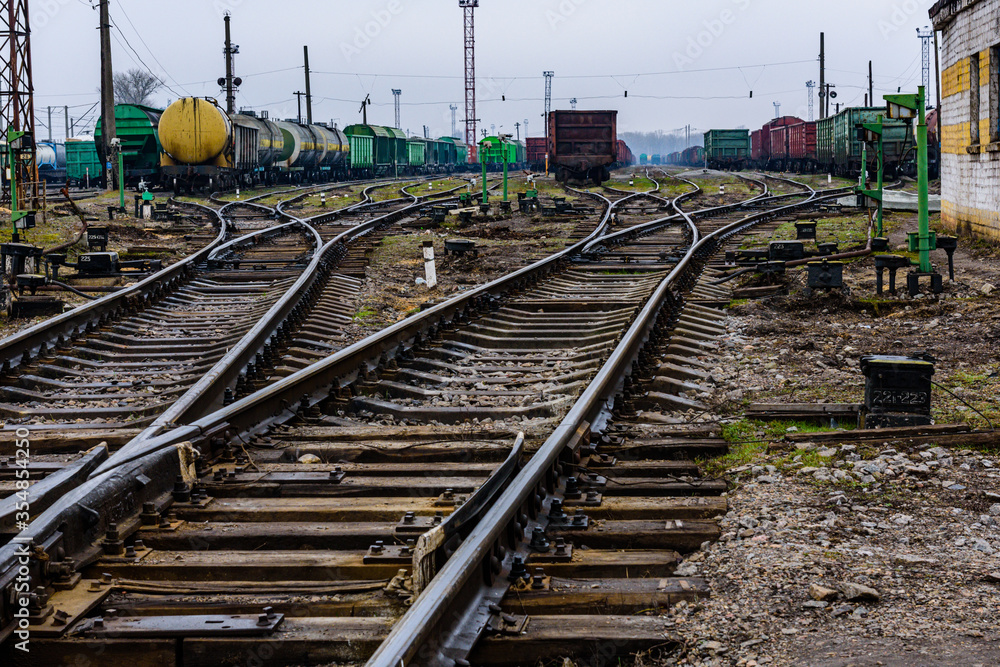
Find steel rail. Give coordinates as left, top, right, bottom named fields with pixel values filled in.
left=366, top=183, right=853, bottom=667
left=0, top=185, right=631, bottom=643
left=0, top=201, right=226, bottom=380
left=86, top=186, right=637, bottom=475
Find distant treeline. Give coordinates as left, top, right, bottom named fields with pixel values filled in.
left=620, top=131, right=702, bottom=158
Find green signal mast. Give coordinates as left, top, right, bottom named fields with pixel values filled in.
left=885, top=86, right=940, bottom=293
left=6, top=128, right=37, bottom=243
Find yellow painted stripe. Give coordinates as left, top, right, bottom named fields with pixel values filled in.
left=941, top=199, right=1000, bottom=241
left=941, top=59, right=968, bottom=98
left=941, top=122, right=970, bottom=154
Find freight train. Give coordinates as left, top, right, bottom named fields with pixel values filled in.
left=32, top=99, right=636, bottom=192
left=666, top=105, right=940, bottom=178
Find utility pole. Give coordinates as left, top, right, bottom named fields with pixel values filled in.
left=818, top=32, right=825, bottom=119
left=805, top=81, right=815, bottom=121
left=222, top=12, right=238, bottom=115
left=773, top=102, right=781, bottom=119
left=449, top=103, right=457, bottom=138
left=64, top=105, right=69, bottom=140
left=543, top=71, right=554, bottom=143
left=392, top=88, right=401, bottom=129
left=459, top=0, right=478, bottom=162
left=46, top=105, right=51, bottom=141
left=868, top=60, right=874, bottom=108
left=99, top=0, right=117, bottom=191
left=514, top=121, right=520, bottom=141
left=303, top=45, right=313, bottom=124
left=294, top=91, right=305, bottom=124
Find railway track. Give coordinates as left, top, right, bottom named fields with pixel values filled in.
left=0, top=176, right=855, bottom=665
left=0, top=179, right=475, bottom=537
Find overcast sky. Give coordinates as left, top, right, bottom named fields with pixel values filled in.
left=31, top=0, right=936, bottom=142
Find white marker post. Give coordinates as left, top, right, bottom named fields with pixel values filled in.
left=422, top=240, right=437, bottom=288
left=321, top=192, right=326, bottom=207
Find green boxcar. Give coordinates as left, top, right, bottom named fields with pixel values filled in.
left=344, top=124, right=407, bottom=174
left=65, top=138, right=101, bottom=186
left=436, top=138, right=456, bottom=167
left=407, top=138, right=426, bottom=167
left=818, top=107, right=911, bottom=177
left=703, top=129, right=750, bottom=169
left=94, top=104, right=163, bottom=184
left=348, top=133, right=374, bottom=170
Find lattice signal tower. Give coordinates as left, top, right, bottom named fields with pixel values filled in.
left=459, top=0, right=478, bottom=162
left=1, top=0, right=38, bottom=206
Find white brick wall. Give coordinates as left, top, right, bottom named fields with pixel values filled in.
left=934, top=0, right=1000, bottom=239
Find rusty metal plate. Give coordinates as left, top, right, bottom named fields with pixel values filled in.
left=29, top=579, right=114, bottom=637
left=81, top=612, right=284, bottom=638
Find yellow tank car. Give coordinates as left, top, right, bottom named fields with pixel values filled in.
left=160, top=97, right=232, bottom=166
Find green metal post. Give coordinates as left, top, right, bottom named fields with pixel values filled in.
left=916, top=86, right=931, bottom=273
left=7, top=129, right=18, bottom=238
left=502, top=142, right=508, bottom=202
left=876, top=116, right=884, bottom=238
left=481, top=143, right=488, bottom=205
left=117, top=147, right=126, bottom=211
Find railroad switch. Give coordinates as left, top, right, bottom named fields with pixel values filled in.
left=768, top=241, right=805, bottom=261
left=860, top=354, right=935, bottom=428
left=806, top=260, right=844, bottom=290
left=795, top=221, right=817, bottom=240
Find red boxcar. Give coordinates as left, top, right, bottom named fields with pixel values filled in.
left=616, top=139, right=634, bottom=166
left=756, top=116, right=803, bottom=168
left=751, top=129, right=764, bottom=161
left=788, top=121, right=817, bottom=162
left=770, top=125, right=790, bottom=160
left=526, top=137, right=547, bottom=168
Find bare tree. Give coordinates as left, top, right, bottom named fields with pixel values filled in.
left=113, top=68, right=163, bottom=106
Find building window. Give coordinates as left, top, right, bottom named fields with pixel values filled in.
left=970, top=54, right=981, bottom=145
left=991, top=45, right=1000, bottom=144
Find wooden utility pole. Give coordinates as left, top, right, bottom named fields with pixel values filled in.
left=99, top=0, right=117, bottom=190
left=303, top=46, right=312, bottom=124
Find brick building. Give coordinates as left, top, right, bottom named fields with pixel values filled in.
left=930, top=0, right=1000, bottom=240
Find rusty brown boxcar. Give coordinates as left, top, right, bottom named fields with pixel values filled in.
left=547, top=109, right=617, bottom=184
left=616, top=139, right=634, bottom=166
left=526, top=136, right=547, bottom=169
